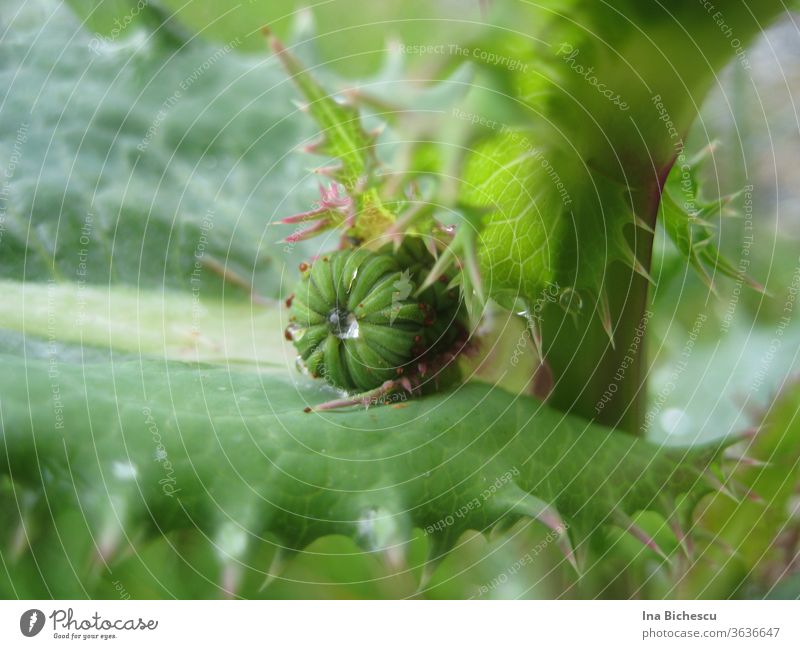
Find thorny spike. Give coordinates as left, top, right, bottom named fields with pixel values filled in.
left=668, top=515, right=693, bottom=558
left=688, top=216, right=716, bottom=230
left=723, top=450, right=769, bottom=468
left=291, top=6, right=315, bottom=37
left=259, top=546, right=291, bottom=592
left=417, top=534, right=451, bottom=593
left=598, top=290, right=615, bottom=346
left=368, top=123, right=386, bottom=140
left=304, top=380, right=399, bottom=412
left=279, top=183, right=351, bottom=228
left=424, top=236, right=439, bottom=259
left=690, top=140, right=720, bottom=166
left=689, top=256, right=719, bottom=297
left=356, top=507, right=409, bottom=569
left=612, top=510, right=669, bottom=561
left=623, top=247, right=655, bottom=284
left=290, top=98, right=309, bottom=113
left=728, top=478, right=765, bottom=504
left=313, top=164, right=344, bottom=178
left=9, top=521, right=30, bottom=561
left=703, top=469, right=739, bottom=503
left=278, top=207, right=333, bottom=225
left=94, top=523, right=122, bottom=567
left=633, top=213, right=655, bottom=234
left=511, top=494, right=578, bottom=572
left=527, top=313, right=543, bottom=359
left=221, top=562, right=242, bottom=599
left=738, top=426, right=761, bottom=441
left=463, top=238, right=485, bottom=306
left=376, top=545, right=407, bottom=572
left=299, top=137, right=328, bottom=154
left=418, top=247, right=456, bottom=295
left=283, top=219, right=334, bottom=244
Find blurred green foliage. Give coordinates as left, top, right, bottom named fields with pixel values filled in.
left=0, top=0, right=798, bottom=599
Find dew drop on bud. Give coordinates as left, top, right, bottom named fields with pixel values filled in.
left=510, top=297, right=531, bottom=319
left=558, top=287, right=583, bottom=315
left=286, top=323, right=303, bottom=341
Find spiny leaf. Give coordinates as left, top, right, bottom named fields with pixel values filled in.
left=0, top=0, right=302, bottom=298
left=660, top=165, right=764, bottom=294
left=0, top=349, right=739, bottom=593
left=462, top=128, right=638, bottom=320
left=266, top=28, right=375, bottom=193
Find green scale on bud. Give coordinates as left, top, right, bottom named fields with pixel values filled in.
left=287, top=243, right=465, bottom=394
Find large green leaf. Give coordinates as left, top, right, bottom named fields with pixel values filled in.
left=0, top=341, right=736, bottom=597
left=0, top=0, right=313, bottom=297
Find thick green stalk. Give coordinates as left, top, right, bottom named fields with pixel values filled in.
left=537, top=0, right=787, bottom=433
left=542, top=177, right=663, bottom=434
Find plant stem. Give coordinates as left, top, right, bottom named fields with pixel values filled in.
left=541, top=175, right=665, bottom=435
left=534, top=1, right=787, bottom=435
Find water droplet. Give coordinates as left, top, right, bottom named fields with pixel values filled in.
left=285, top=323, right=303, bottom=341
left=559, top=288, right=583, bottom=315
left=510, top=297, right=531, bottom=318
left=329, top=309, right=360, bottom=339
